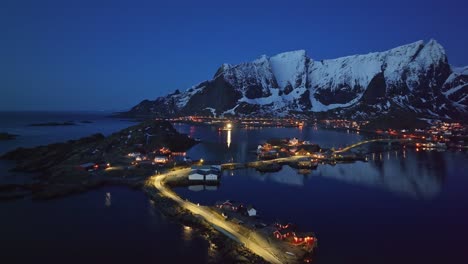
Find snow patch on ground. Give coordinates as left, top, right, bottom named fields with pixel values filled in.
left=222, top=105, right=239, bottom=116
left=204, top=107, right=217, bottom=117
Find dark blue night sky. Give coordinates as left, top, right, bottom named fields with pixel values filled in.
left=1, top=0, right=467, bottom=111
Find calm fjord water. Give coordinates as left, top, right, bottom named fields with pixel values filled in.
left=173, top=123, right=468, bottom=264
left=0, top=113, right=467, bottom=263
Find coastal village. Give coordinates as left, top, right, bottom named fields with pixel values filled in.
left=1, top=116, right=467, bottom=263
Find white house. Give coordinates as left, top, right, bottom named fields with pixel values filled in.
left=289, top=137, right=299, bottom=146
left=257, top=145, right=263, bottom=154
left=247, top=206, right=257, bottom=217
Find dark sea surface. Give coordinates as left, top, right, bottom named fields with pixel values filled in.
left=0, top=112, right=210, bottom=264
left=1, top=113, right=467, bottom=264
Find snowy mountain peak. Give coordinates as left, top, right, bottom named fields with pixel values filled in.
left=269, top=50, right=308, bottom=89
left=124, top=40, right=467, bottom=121
left=415, top=39, right=447, bottom=66
left=271, top=49, right=307, bottom=59
left=386, top=40, right=424, bottom=55
left=253, top=54, right=269, bottom=64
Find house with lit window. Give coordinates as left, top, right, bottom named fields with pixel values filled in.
left=154, top=156, right=169, bottom=164
left=215, top=200, right=244, bottom=212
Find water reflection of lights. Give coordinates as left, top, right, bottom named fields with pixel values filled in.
left=105, top=192, right=111, bottom=207
left=182, top=225, right=193, bottom=241
left=227, top=129, right=231, bottom=148
left=317, top=151, right=443, bottom=199
left=208, top=242, right=217, bottom=257
left=189, top=126, right=196, bottom=137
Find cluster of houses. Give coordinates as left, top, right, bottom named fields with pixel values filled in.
left=390, top=122, right=467, bottom=150
left=165, top=116, right=306, bottom=129
left=413, top=122, right=466, bottom=149
left=214, top=200, right=317, bottom=248
left=127, top=147, right=191, bottom=167
left=257, top=138, right=321, bottom=160
left=272, top=223, right=316, bottom=246
left=215, top=200, right=257, bottom=217
left=322, top=119, right=369, bottom=130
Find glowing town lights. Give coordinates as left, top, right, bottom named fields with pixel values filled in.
left=226, top=123, right=232, bottom=129
left=200, top=159, right=204, bottom=164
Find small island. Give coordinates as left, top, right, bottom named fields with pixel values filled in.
left=0, top=132, right=18, bottom=140
left=28, top=121, right=76, bottom=126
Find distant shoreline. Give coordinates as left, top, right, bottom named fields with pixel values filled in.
left=28, top=121, right=76, bottom=127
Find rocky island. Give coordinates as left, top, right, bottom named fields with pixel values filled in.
left=28, top=121, right=77, bottom=126
left=0, top=132, right=18, bottom=140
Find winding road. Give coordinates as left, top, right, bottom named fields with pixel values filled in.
left=148, top=169, right=284, bottom=264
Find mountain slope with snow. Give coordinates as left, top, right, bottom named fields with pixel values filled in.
left=122, top=40, right=467, bottom=121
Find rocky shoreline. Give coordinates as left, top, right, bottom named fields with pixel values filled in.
left=144, top=187, right=269, bottom=264
left=0, top=120, right=197, bottom=200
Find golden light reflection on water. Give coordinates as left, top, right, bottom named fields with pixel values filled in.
left=208, top=242, right=217, bottom=258
left=182, top=225, right=193, bottom=241
left=227, top=129, right=231, bottom=148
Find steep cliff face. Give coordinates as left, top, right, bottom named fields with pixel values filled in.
left=122, top=40, right=467, bottom=120
left=442, top=66, right=468, bottom=113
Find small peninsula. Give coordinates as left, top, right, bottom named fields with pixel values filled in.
left=0, top=132, right=18, bottom=140
left=28, top=121, right=76, bottom=126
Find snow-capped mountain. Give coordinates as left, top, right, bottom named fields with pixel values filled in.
left=123, top=40, right=467, bottom=121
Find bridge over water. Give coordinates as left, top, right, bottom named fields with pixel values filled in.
left=334, top=138, right=412, bottom=153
